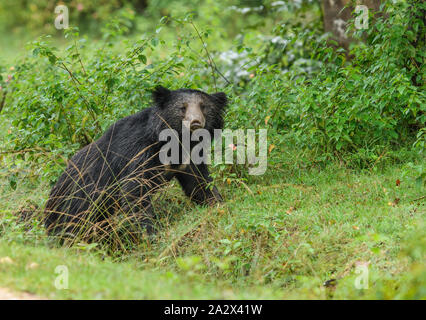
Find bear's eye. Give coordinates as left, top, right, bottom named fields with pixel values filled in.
left=180, top=103, right=187, bottom=112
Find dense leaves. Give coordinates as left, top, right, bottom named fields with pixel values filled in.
left=0, top=0, right=424, bottom=179
left=233, top=0, right=425, bottom=166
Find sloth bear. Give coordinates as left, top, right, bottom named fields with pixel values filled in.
left=44, top=86, right=227, bottom=239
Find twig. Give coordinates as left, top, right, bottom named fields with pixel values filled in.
left=190, top=21, right=217, bottom=91
left=238, top=179, right=254, bottom=197
left=410, top=195, right=426, bottom=202
left=0, top=90, right=7, bottom=113
left=60, top=63, right=82, bottom=85
left=370, top=148, right=388, bottom=170
left=74, top=40, right=87, bottom=76
left=185, top=44, right=231, bottom=85
left=0, top=147, right=50, bottom=155
left=58, top=62, right=100, bottom=133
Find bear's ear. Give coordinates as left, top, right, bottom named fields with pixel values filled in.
left=152, top=86, right=171, bottom=108
left=211, top=92, right=228, bottom=109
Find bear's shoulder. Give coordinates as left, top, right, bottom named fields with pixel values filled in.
left=115, top=107, right=154, bottom=129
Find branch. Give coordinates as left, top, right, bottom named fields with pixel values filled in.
left=190, top=22, right=218, bottom=91
left=0, top=90, right=7, bottom=113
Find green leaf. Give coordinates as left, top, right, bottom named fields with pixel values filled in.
left=138, top=55, right=147, bottom=64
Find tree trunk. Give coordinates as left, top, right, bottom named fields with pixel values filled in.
left=321, top=0, right=381, bottom=52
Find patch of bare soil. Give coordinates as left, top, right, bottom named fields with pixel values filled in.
left=0, top=287, right=45, bottom=300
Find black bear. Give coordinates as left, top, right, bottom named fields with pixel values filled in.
left=44, top=86, right=227, bottom=239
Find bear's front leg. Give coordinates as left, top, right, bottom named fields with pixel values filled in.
left=175, top=163, right=223, bottom=205
left=118, top=175, right=156, bottom=235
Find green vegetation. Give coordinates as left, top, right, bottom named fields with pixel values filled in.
left=1, top=162, right=424, bottom=299
left=0, top=0, right=424, bottom=299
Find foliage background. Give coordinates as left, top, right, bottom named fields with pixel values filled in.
left=0, top=0, right=424, bottom=299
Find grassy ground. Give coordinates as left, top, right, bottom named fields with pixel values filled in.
left=1, top=2, right=424, bottom=300
left=0, top=157, right=424, bottom=299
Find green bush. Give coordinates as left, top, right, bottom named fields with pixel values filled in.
left=3, top=24, right=187, bottom=179
left=1, top=0, right=424, bottom=181
left=239, top=0, right=425, bottom=166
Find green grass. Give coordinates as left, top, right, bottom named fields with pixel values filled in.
left=0, top=33, right=34, bottom=65
left=0, top=0, right=424, bottom=300
left=0, top=160, right=424, bottom=299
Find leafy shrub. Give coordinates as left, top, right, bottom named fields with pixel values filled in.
left=3, top=24, right=188, bottom=179
left=239, top=0, right=425, bottom=166
left=1, top=0, right=424, bottom=182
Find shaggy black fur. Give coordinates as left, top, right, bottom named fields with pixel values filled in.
left=44, top=86, right=227, bottom=238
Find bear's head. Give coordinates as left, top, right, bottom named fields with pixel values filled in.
left=152, top=86, right=227, bottom=135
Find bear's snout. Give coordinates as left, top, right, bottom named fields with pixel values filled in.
left=185, top=103, right=206, bottom=131
left=190, top=119, right=203, bottom=130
